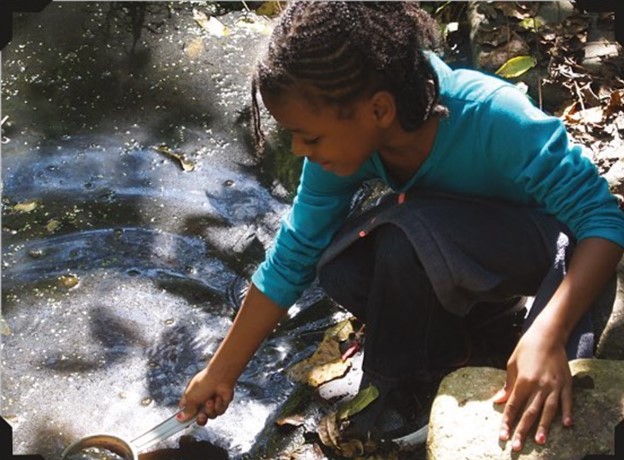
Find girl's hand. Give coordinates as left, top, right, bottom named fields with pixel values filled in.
left=177, top=367, right=234, bottom=425
left=493, top=326, right=573, bottom=452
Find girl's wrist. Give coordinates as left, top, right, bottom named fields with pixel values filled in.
left=528, top=313, right=571, bottom=348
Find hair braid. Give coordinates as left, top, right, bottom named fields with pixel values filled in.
left=251, top=1, right=447, bottom=155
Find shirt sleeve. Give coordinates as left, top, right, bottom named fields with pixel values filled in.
left=251, top=159, right=362, bottom=308
left=480, top=85, right=624, bottom=248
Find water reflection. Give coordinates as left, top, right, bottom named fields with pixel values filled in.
left=1, top=3, right=341, bottom=458
left=0, top=135, right=329, bottom=459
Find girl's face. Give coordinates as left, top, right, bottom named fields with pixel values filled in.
left=262, top=88, right=383, bottom=176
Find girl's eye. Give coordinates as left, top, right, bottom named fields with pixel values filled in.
left=302, top=137, right=320, bottom=146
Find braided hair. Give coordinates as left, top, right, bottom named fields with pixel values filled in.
left=251, top=1, right=448, bottom=154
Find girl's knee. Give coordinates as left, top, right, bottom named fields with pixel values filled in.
left=373, top=224, right=424, bottom=273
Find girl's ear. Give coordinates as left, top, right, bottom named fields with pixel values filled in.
left=370, top=91, right=396, bottom=128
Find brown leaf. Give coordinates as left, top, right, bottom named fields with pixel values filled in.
left=575, top=107, right=605, bottom=125
left=275, top=414, right=305, bottom=428
left=184, top=37, right=204, bottom=59
left=288, top=338, right=350, bottom=386
left=606, top=89, right=624, bottom=117
left=13, top=200, right=38, bottom=213
left=153, top=145, right=196, bottom=172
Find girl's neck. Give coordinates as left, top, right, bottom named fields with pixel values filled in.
left=378, top=116, right=440, bottom=184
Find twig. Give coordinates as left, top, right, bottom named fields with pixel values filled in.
left=530, top=15, right=544, bottom=110
left=0, top=115, right=8, bottom=127
left=573, top=80, right=586, bottom=111
left=241, top=1, right=251, bottom=12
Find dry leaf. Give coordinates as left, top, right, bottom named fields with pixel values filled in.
left=288, top=338, right=350, bottom=386
left=59, top=274, right=80, bottom=289
left=193, top=9, right=230, bottom=37
left=324, top=318, right=355, bottom=342
left=256, top=1, right=282, bottom=17
left=275, top=414, right=305, bottom=428
left=185, top=37, right=204, bottom=59
left=153, top=145, right=196, bottom=172
left=46, top=219, right=61, bottom=233
left=518, top=17, right=544, bottom=30
left=235, top=16, right=273, bottom=35
left=317, top=412, right=343, bottom=451
left=317, top=412, right=370, bottom=458
left=495, top=55, right=537, bottom=79
left=494, top=2, right=538, bottom=19
left=566, top=106, right=604, bottom=125
left=606, top=89, right=624, bottom=117
left=288, top=318, right=356, bottom=386
left=13, top=200, right=38, bottom=213
left=337, top=384, right=379, bottom=420
left=1, top=317, right=11, bottom=336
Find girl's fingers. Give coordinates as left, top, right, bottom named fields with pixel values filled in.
left=510, top=392, right=545, bottom=452
left=560, top=380, right=574, bottom=427
left=196, top=410, right=209, bottom=426
left=497, top=369, right=519, bottom=441
left=535, top=392, right=559, bottom=445
left=493, top=385, right=509, bottom=404
left=499, top=390, right=523, bottom=442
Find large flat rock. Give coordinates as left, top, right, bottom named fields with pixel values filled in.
left=428, top=359, right=624, bottom=460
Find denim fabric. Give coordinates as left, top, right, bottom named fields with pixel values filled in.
left=318, top=192, right=614, bottom=381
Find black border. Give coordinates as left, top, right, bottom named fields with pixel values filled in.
left=1, top=416, right=45, bottom=459
left=0, top=0, right=52, bottom=51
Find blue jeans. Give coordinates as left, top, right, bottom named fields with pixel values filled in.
left=318, top=193, right=614, bottom=383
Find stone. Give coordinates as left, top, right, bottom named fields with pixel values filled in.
left=597, top=260, right=624, bottom=359
left=428, top=359, right=624, bottom=460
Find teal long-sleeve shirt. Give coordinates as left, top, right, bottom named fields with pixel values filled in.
left=251, top=53, right=624, bottom=309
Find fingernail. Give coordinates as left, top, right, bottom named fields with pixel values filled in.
left=535, top=432, right=546, bottom=444
left=177, top=412, right=185, bottom=420
left=564, top=417, right=573, bottom=427
left=493, top=389, right=506, bottom=400
left=512, top=438, right=522, bottom=451
left=499, top=430, right=509, bottom=441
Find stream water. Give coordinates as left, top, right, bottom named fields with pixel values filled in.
left=1, top=3, right=342, bottom=459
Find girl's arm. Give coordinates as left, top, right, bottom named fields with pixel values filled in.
left=177, top=283, right=287, bottom=424
left=494, top=237, right=623, bottom=451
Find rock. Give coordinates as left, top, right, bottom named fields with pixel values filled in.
left=428, top=359, right=624, bottom=460
left=597, top=259, right=624, bottom=359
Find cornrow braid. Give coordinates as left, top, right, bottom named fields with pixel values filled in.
left=251, top=1, right=448, bottom=155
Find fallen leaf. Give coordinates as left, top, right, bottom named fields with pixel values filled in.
left=518, top=17, right=544, bottom=30
left=318, top=412, right=342, bottom=451
left=153, top=145, right=196, bottom=172
left=184, top=37, right=204, bottom=59
left=606, top=89, right=624, bottom=117
left=495, top=55, right=537, bottom=78
left=193, top=9, right=230, bottom=37
left=317, top=411, right=374, bottom=458
left=46, top=219, right=61, bottom=233
left=494, top=2, right=538, bottom=19
left=337, top=384, right=379, bottom=420
left=566, top=106, right=604, bottom=125
left=288, top=341, right=346, bottom=385
left=288, top=338, right=351, bottom=386
left=275, top=413, right=305, bottom=428
left=59, top=274, right=80, bottom=289
left=13, top=200, right=38, bottom=213
left=1, top=317, right=11, bottom=336
left=256, top=1, right=282, bottom=17
left=235, top=16, right=273, bottom=35
left=324, top=318, right=355, bottom=342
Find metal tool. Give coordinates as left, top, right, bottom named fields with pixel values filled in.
left=61, top=409, right=196, bottom=459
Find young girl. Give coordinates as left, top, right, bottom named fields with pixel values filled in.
left=179, top=1, right=624, bottom=453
